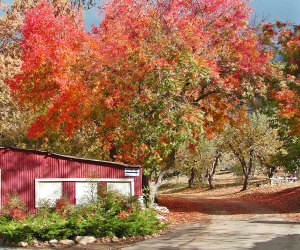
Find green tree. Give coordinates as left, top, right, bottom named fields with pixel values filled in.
left=176, top=135, right=223, bottom=189
left=223, top=113, right=283, bottom=191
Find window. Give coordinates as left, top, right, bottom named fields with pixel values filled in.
left=75, top=182, right=98, bottom=205
left=107, top=182, right=132, bottom=196
left=36, top=182, right=62, bottom=207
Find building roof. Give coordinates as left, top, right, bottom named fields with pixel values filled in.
left=0, top=147, right=141, bottom=169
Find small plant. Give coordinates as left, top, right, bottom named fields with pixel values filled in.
left=55, top=195, right=74, bottom=217
left=1, top=193, right=27, bottom=221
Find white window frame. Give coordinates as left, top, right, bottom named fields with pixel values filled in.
left=107, top=182, right=132, bottom=196
left=35, top=181, right=62, bottom=208
left=75, top=182, right=98, bottom=205
left=35, top=178, right=135, bottom=208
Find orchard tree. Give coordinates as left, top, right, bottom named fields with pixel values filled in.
left=176, top=135, right=223, bottom=189
left=223, top=113, right=283, bottom=191
left=9, top=0, right=276, bottom=205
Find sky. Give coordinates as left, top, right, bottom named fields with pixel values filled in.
left=84, top=0, right=300, bottom=29
left=249, top=0, right=300, bottom=24
left=1, top=0, right=300, bottom=29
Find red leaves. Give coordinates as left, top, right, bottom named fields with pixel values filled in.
left=118, top=210, right=130, bottom=219
left=9, top=208, right=26, bottom=221
left=6, top=0, right=287, bottom=165
left=158, top=185, right=300, bottom=224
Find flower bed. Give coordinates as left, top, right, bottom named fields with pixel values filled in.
left=0, top=192, right=165, bottom=245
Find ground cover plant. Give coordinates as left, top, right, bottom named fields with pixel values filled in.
left=0, top=191, right=164, bottom=243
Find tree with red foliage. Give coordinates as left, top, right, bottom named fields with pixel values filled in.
left=9, top=0, right=276, bottom=205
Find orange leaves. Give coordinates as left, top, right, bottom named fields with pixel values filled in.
left=9, top=0, right=89, bottom=108
left=275, top=88, right=299, bottom=118
left=28, top=82, right=93, bottom=138
left=6, top=0, right=284, bottom=166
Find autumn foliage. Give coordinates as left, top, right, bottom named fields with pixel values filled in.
left=6, top=0, right=281, bottom=167
left=260, top=21, right=300, bottom=133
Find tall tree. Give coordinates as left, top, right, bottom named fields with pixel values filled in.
left=8, top=0, right=275, bottom=205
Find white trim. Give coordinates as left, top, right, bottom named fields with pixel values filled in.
left=35, top=178, right=135, bottom=208
left=35, top=178, right=134, bottom=182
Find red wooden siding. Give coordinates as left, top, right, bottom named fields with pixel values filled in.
left=63, top=182, right=76, bottom=204
left=0, top=148, right=142, bottom=212
left=1, top=169, right=35, bottom=212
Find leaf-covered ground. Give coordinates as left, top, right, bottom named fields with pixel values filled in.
left=158, top=183, right=300, bottom=224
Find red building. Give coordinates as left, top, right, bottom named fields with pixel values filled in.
left=0, top=147, right=142, bottom=212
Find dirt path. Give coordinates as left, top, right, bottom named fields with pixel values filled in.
left=158, top=195, right=276, bottom=215
left=157, top=185, right=300, bottom=222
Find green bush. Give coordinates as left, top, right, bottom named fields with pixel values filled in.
left=0, top=192, right=165, bottom=243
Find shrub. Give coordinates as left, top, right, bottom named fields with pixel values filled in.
left=0, top=192, right=165, bottom=243
left=55, top=195, right=74, bottom=217
left=1, top=193, right=27, bottom=221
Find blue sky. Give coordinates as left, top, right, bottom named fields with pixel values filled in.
left=249, top=0, right=300, bottom=23
left=1, top=0, right=300, bottom=29
left=84, top=0, right=300, bottom=30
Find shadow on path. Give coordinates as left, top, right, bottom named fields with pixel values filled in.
left=251, top=234, right=300, bottom=250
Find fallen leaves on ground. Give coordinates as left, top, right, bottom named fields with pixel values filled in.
left=158, top=182, right=300, bottom=225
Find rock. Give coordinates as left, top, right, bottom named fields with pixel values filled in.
left=18, top=241, right=28, bottom=247
left=122, top=237, right=127, bottom=241
left=111, top=236, right=119, bottom=243
left=59, top=239, right=75, bottom=246
left=152, top=203, right=170, bottom=213
left=32, top=239, right=40, bottom=247
left=137, top=196, right=145, bottom=209
left=101, top=237, right=112, bottom=243
left=156, top=214, right=167, bottom=222
left=49, top=239, right=58, bottom=247
left=43, top=241, right=50, bottom=247
left=136, top=235, right=144, bottom=241
left=49, top=239, right=58, bottom=244
left=75, top=236, right=97, bottom=245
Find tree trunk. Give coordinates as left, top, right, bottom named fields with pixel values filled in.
left=241, top=173, right=249, bottom=191
left=241, top=149, right=254, bottom=191
left=188, top=167, right=196, bottom=188
left=145, top=170, right=165, bottom=208
left=268, top=166, right=276, bottom=178
left=207, top=154, right=221, bottom=189
left=208, top=174, right=214, bottom=189
left=148, top=181, right=159, bottom=208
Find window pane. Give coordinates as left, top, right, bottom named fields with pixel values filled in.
left=37, top=182, right=62, bottom=207
left=76, top=182, right=98, bottom=205
left=107, top=182, right=131, bottom=196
